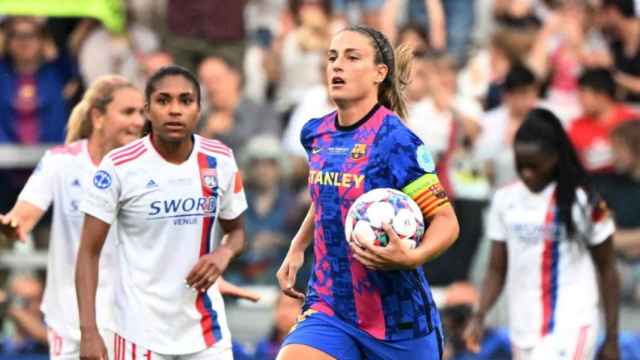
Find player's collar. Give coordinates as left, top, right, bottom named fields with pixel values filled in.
left=335, top=103, right=381, bottom=132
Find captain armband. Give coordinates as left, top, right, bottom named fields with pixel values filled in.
left=402, top=174, right=449, bottom=219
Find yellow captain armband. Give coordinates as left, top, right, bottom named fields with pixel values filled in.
left=402, top=174, right=449, bottom=219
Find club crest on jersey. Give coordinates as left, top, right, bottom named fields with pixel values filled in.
left=93, top=170, right=112, bottom=189
left=200, top=169, right=218, bottom=189
left=417, top=145, right=435, bottom=172
left=350, top=144, right=367, bottom=160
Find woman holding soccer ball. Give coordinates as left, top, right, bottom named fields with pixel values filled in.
left=463, top=108, right=620, bottom=360
left=276, top=25, right=460, bottom=360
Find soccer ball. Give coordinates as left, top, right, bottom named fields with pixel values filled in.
left=344, top=188, right=425, bottom=250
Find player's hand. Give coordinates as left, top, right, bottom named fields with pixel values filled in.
left=276, top=249, right=305, bottom=300
left=186, top=246, right=234, bottom=293
left=462, top=314, right=484, bottom=353
left=597, top=336, right=619, bottom=360
left=349, top=223, right=417, bottom=270
left=0, top=213, right=27, bottom=243
left=79, top=328, right=108, bottom=360
left=217, top=276, right=261, bottom=302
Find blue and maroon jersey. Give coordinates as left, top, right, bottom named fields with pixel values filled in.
left=301, top=104, right=447, bottom=341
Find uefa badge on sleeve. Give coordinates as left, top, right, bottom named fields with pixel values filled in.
left=201, top=169, right=218, bottom=189
left=416, top=145, right=435, bottom=173
left=93, top=170, right=112, bottom=189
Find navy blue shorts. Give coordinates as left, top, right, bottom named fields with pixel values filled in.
left=282, top=310, right=444, bottom=360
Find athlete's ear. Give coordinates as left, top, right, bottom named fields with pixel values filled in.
left=90, top=107, right=105, bottom=132
left=375, top=63, right=388, bottom=84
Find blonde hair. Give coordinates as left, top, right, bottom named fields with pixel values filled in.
left=65, top=75, right=135, bottom=144
left=344, top=26, right=412, bottom=120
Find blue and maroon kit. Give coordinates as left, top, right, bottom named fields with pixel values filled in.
left=283, top=104, right=448, bottom=359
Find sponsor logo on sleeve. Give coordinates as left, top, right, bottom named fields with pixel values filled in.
left=93, top=170, right=112, bottom=189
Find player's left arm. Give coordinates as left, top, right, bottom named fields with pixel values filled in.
left=590, top=238, right=620, bottom=359
left=587, top=198, right=620, bottom=360
left=350, top=129, right=459, bottom=270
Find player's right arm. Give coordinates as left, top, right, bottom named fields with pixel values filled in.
left=76, top=159, right=120, bottom=360
left=276, top=205, right=315, bottom=299
left=0, top=150, right=58, bottom=242
left=463, top=190, right=509, bottom=353
left=76, top=215, right=110, bottom=360
left=0, top=202, right=44, bottom=243
left=463, top=241, right=507, bottom=352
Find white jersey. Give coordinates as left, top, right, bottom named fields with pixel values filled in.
left=81, top=135, right=247, bottom=354
left=18, top=140, right=116, bottom=341
left=486, top=181, right=614, bottom=348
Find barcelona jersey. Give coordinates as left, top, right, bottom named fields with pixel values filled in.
left=301, top=104, right=446, bottom=341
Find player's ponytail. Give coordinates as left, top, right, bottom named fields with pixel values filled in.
left=344, top=26, right=411, bottom=120
left=514, top=108, right=593, bottom=237
left=65, top=75, right=135, bottom=144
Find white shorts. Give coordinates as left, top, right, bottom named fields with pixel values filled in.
left=48, top=327, right=115, bottom=360
left=513, top=324, right=598, bottom=360
left=113, top=333, right=233, bottom=360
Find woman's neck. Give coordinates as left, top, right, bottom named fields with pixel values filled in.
left=152, top=133, right=194, bottom=164
left=87, top=135, right=108, bottom=166
left=336, top=97, right=378, bottom=127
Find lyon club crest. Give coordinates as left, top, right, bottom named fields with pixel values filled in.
left=200, top=168, right=218, bottom=189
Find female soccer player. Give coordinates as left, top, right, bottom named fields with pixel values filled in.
left=275, top=26, right=460, bottom=360
left=76, top=65, right=247, bottom=360
left=0, top=75, right=145, bottom=359
left=464, top=108, right=620, bottom=360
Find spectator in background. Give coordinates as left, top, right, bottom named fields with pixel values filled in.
left=0, top=273, right=48, bottom=356
left=281, top=59, right=333, bottom=193
left=406, top=52, right=487, bottom=286
left=599, top=0, right=640, bottom=103
left=253, top=294, right=303, bottom=360
left=568, top=67, right=637, bottom=175
left=404, top=0, right=475, bottom=65
left=77, top=10, right=160, bottom=89
left=474, top=64, right=540, bottom=189
left=165, top=0, right=246, bottom=71
left=0, top=16, right=77, bottom=144
left=198, top=56, right=281, bottom=154
left=396, top=23, right=429, bottom=56
left=528, top=1, right=611, bottom=123
left=440, top=283, right=511, bottom=360
left=600, top=120, right=640, bottom=304
left=331, top=0, right=385, bottom=31
left=227, top=136, right=297, bottom=286
left=267, top=0, right=331, bottom=122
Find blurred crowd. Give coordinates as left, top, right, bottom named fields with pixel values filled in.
left=1, top=0, right=640, bottom=358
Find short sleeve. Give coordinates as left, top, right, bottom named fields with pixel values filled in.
left=390, top=127, right=450, bottom=218
left=218, top=155, right=248, bottom=220
left=486, top=190, right=507, bottom=242
left=388, top=128, right=437, bottom=188
left=17, top=150, right=57, bottom=211
left=575, top=191, right=615, bottom=246
left=80, top=158, right=121, bottom=225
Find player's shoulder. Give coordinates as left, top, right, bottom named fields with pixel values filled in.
left=493, top=181, right=526, bottom=202
left=380, top=110, right=422, bottom=147
left=301, top=111, right=336, bottom=138
left=106, top=137, right=148, bottom=168
left=48, top=140, right=85, bottom=159
left=196, top=135, right=235, bottom=162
